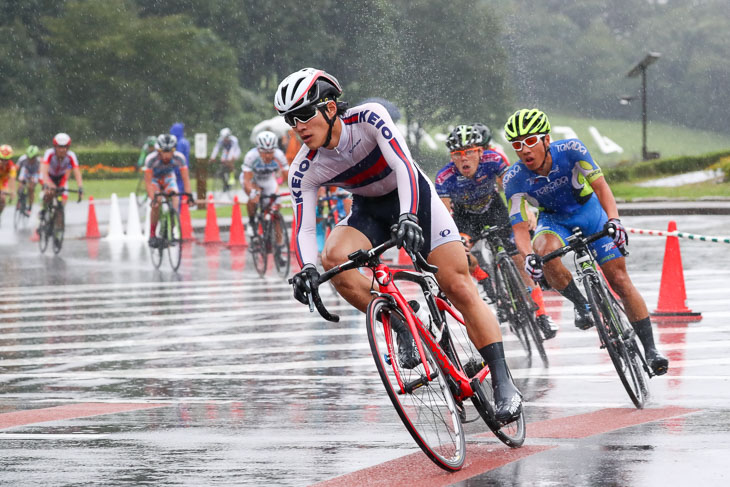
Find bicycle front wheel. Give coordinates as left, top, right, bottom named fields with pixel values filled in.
left=52, top=207, right=65, bottom=254
left=272, top=213, right=290, bottom=278
left=167, top=208, right=183, bottom=271
left=250, top=220, right=268, bottom=277
left=500, top=258, right=548, bottom=367
left=366, top=297, right=466, bottom=472
left=150, top=214, right=165, bottom=269
left=585, top=277, right=648, bottom=408
left=38, top=209, right=51, bottom=253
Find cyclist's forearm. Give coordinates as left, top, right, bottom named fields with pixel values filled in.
left=512, top=221, right=533, bottom=257
left=73, top=167, right=83, bottom=188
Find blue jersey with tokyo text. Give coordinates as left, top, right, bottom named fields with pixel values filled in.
left=434, top=150, right=509, bottom=214
left=503, top=138, right=604, bottom=224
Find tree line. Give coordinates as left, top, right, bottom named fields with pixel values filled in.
left=1, top=0, right=727, bottom=156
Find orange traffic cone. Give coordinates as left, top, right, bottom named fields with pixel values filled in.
left=30, top=229, right=40, bottom=242
left=651, top=220, right=702, bottom=322
left=203, top=194, right=221, bottom=244
left=228, top=196, right=247, bottom=247
left=179, top=197, right=194, bottom=241
left=85, top=196, right=101, bottom=238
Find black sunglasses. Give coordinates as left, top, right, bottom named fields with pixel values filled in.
left=283, top=102, right=327, bottom=127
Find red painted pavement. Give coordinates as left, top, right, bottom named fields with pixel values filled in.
left=0, top=402, right=168, bottom=430
left=524, top=407, right=698, bottom=439
left=312, top=444, right=555, bottom=487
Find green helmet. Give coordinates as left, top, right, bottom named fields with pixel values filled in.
left=445, top=125, right=483, bottom=151
left=26, top=145, right=40, bottom=158
left=145, top=135, right=157, bottom=147
left=504, top=108, right=551, bottom=141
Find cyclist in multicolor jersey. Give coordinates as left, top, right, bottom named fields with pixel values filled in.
left=315, top=185, right=352, bottom=253
left=276, top=67, right=522, bottom=422
left=210, top=127, right=242, bottom=192
left=144, top=133, right=193, bottom=248
left=242, top=130, right=289, bottom=264
left=16, top=145, right=42, bottom=214
left=502, top=108, right=668, bottom=375
left=436, top=125, right=557, bottom=339
left=0, top=145, right=17, bottom=218
left=40, top=133, right=83, bottom=211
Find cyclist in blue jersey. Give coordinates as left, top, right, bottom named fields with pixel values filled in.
left=502, top=108, right=668, bottom=375
left=436, top=124, right=557, bottom=339
left=275, top=67, right=522, bottom=422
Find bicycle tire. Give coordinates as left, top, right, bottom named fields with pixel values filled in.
left=38, top=208, right=51, bottom=253
left=366, top=297, right=466, bottom=472
left=250, top=219, right=268, bottom=277
left=167, top=207, right=183, bottom=271
left=52, top=207, right=65, bottom=254
left=501, top=258, right=548, bottom=367
left=150, top=211, right=164, bottom=269
left=606, top=291, right=651, bottom=407
left=584, top=276, right=647, bottom=408
left=13, top=201, right=23, bottom=230
left=493, top=258, right=534, bottom=363
left=272, top=213, right=290, bottom=278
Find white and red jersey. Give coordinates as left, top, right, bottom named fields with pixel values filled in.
left=42, top=148, right=79, bottom=178
left=288, top=102, right=425, bottom=266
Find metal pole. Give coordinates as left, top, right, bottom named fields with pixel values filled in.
left=641, top=68, right=647, bottom=160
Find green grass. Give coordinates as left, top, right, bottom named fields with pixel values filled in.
left=610, top=179, right=730, bottom=201
left=524, top=113, right=730, bottom=167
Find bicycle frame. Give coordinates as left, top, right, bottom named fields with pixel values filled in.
left=322, top=243, right=490, bottom=402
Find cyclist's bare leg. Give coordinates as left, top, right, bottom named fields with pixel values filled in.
left=321, top=225, right=374, bottom=311
left=600, top=257, right=649, bottom=322
left=533, top=233, right=573, bottom=289
left=428, top=241, right=502, bottom=347
left=150, top=197, right=161, bottom=233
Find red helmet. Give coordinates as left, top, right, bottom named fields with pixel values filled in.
left=53, top=132, right=72, bottom=147
left=0, top=144, right=13, bottom=160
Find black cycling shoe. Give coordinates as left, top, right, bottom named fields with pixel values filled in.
left=389, top=313, right=421, bottom=370
left=645, top=348, right=669, bottom=376
left=537, top=314, right=558, bottom=340
left=574, top=304, right=594, bottom=330
left=148, top=236, right=161, bottom=249
left=493, top=381, right=523, bottom=424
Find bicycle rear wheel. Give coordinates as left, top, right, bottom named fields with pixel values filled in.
left=585, top=277, right=648, bottom=408
left=52, top=207, right=65, bottom=254
left=366, top=297, right=466, bottom=472
left=166, top=208, right=183, bottom=271
left=500, top=258, right=548, bottom=367
left=272, top=213, right=290, bottom=278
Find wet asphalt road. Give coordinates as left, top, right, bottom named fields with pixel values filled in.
left=1, top=211, right=729, bottom=486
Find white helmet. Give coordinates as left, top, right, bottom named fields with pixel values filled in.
left=156, top=133, right=177, bottom=151
left=219, top=127, right=232, bottom=139
left=256, top=131, right=278, bottom=151
left=274, top=67, right=342, bottom=116
left=53, top=132, right=72, bottom=147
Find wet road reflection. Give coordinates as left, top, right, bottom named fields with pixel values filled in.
left=1, top=215, right=729, bottom=485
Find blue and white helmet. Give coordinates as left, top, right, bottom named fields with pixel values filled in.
left=255, top=131, right=278, bottom=151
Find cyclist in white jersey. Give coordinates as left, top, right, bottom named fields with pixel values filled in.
left=275, top=68, right=522, bottom=423
left=40, top=132, right=83, bottom=208
left=210, top=127, right=241, bottom=192
left=241, top=130, right=289, bottom=226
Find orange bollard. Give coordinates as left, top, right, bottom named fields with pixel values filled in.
left=85, top=196, right=101, bottom=238
left=651, top=220, right=702, bottom=321
left=179, top=197, right=194, bottom=241
left=203, top=194, right=221, bottom=244
left=228, top=196, right=247, bottom=247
